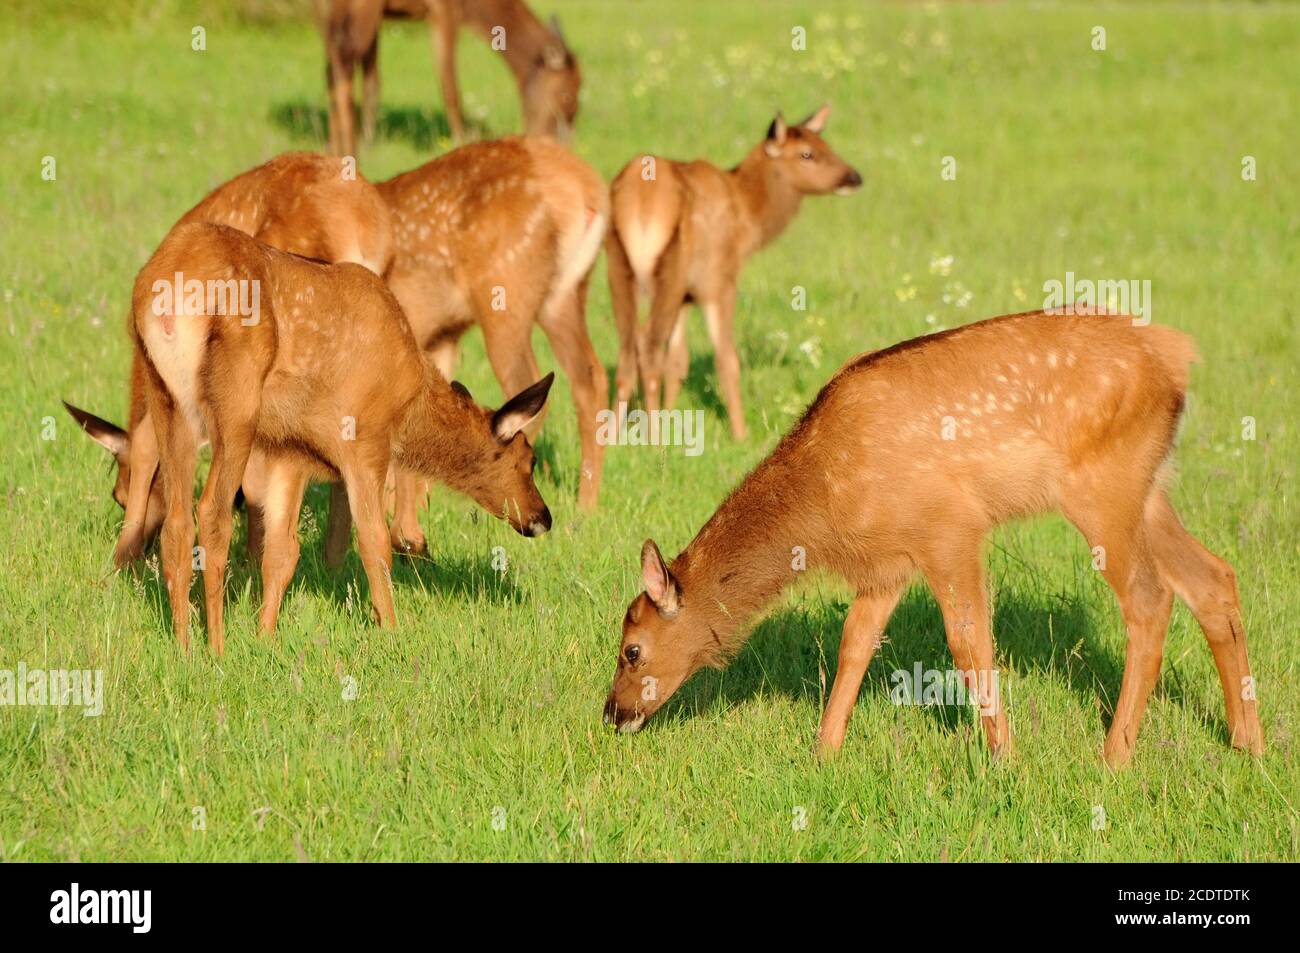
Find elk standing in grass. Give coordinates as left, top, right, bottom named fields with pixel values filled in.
left=607, top=106, right=861, bottom=441
left=65, top=152, right=392, bottom=569
left=375, top=135, right=608, bottom=549
left=133, top=222, right=553, bottom=654
left=321, top=0, right=580, bottom=157
left=604, top=311, right=1264, bottom=769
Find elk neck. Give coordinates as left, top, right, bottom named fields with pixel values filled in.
left=671, top=434, right=830, bottom=652
left=393, top=367, right=490, bottom=483
left=730, top=148, right=806, bottom=254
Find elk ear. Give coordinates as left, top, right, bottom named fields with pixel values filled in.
left=640, top=539, right=680, bottom=618
left=541, top=25, right=569, bottom=71
left=492, top=372, right=554, bottom=442
left=450, top=380, right=473, bottom=401
left=63, top=400, right=129, bottom=459
left=549, top=14, right=570, bottom=50
left=764, top=113, right=788, bottom=156
left=799, top=103, right=831, bottom=133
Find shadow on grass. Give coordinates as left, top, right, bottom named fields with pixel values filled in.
left=654, top=584, right=1225, bottom=744
left=130, top=481, right=525, bottom=640
left=267, top=100, right=490, bottom=152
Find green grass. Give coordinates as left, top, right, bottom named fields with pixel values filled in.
left=1, top=0, right=1297, bottom=861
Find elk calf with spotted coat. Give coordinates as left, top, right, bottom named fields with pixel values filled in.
left=604, top=311, right=1264, bottom=769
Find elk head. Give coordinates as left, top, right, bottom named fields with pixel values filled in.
left=523, top=16, right=580, bottom=141
left=763, top=105, right=862, bottom=195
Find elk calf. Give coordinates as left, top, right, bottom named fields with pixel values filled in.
left=321, top=0, right=579, bottom=157
left=134, top=222, right=552, bottom=654
left=377, top=135, right=608, bottom=542
left=65, top=152, right=392, bottom=568
left=604, top=311, right=1264, bottom=769
left=607, top=105, right=861, bottom=440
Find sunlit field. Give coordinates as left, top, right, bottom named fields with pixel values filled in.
left=1, top=0, right=1297, bottom=861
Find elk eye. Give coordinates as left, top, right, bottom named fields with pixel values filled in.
left=624, top=645, right=641, bottom=665
left=800, top=150, right=814, bottom=161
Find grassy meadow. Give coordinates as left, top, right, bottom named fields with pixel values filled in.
left=0, top=1, right=1297, bottom=861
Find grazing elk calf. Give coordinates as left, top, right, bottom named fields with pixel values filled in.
left=376, top=135, right=608, bottom=548
left=65, top=152, right=392, bottom=568
left=321, top=0, right=579, bottom=157
left=604, top=311, right=1264, bottom=769
left=607, top=105, right=861, bottom=440
left=134, top=222, right=552, bottom=654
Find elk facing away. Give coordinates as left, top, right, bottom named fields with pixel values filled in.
left=321, top=0, right=580, bottom=157
left=604, top=311, right=1264, bottom=769
left=376, top=135, right=608, bottom=547
left=133, top=222, right=552, bottom=654
left=607, top=105, right=861, bottom=441
left=64, top=152, right=392, bottom=569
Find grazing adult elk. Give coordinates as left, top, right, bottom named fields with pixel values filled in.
left=134, top=222, right=553, bottom=654
left=376, top=135, right=608, bottom=549
left=321, top=0, right=580, bottom=157
left=64, top=152, right=392, bottom=568
left=607, top=105, right=862, bottom=440
left=603, top=311, right=1264, bottom=769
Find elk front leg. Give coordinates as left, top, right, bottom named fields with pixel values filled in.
left=323, top=482, right=352, bottom=568
left=390, top=468, right=430, bottom=556
left=428, top=1, right=465, bottom=142
left=663, top=307, right=691, bottom=411
left=343, top=455, right=397, bottom=628
left=818, top=585, right=904, bottom=757
left=702, top=282, right=746, bottom=440
left=540, top=281, right=609, bottom=509
left=921, top=543, right=1012, bottom=758
left=360, top=36, right=380, bottom=146
left=258, top=462, right=308, bottom=638
left=327, top=53, right=355, bottom=157
left=114, top=409, right=160, bottom=566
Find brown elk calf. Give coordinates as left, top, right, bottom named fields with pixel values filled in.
left=604, top=311, right=1264, bottom=769
left=134, top=222, right=553, bottom=654
left=65, top=152, right=392, bottom=569
left=376, top=135, right=608, bottom=548
left=321, top=0, right=579, bottom=157
left=607, top=106, right=862, bottom=440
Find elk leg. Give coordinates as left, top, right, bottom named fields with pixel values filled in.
left=328, top=53, right=355, bottom=157
left=921, top=543, right=1012, bottom=758
left=241, top=449, right=267, bottom=564
left=258, top=462, right=308, bottom=637
left=481, top=310, right=546, bottom=441
left=1144, top=490, right=1263, bottom=754
left=606, top=228, right=640, bottom=409
left=702, top=282, right=746, bottom=440
left=323, top=482, right=352, bottom=568
left=360, top=36, right=380, bottom=146
left=1065, top=499, right=1174, bottom=769
left=662, top=307, right=690, bottom=411
left=196, top=418, right=255, bottom=657
left=428, top=1, right=465, bottom=142
left=144, top=374, right=197, bottom=653
left=390, top=468, right=430, bottom=556
left=639, top=234, right=689, bottom=441
left=817, top=585, right=904, bottom=757
left=115, top=409, right=160, bottom=566
left=540, top=279, right=608, bottom=509
left=343, top=453, right=397, bottom=628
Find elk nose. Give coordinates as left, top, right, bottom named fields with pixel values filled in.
left=525, top=506, right=552, bottom=538
left=840, top=168, right=863, bottom=189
